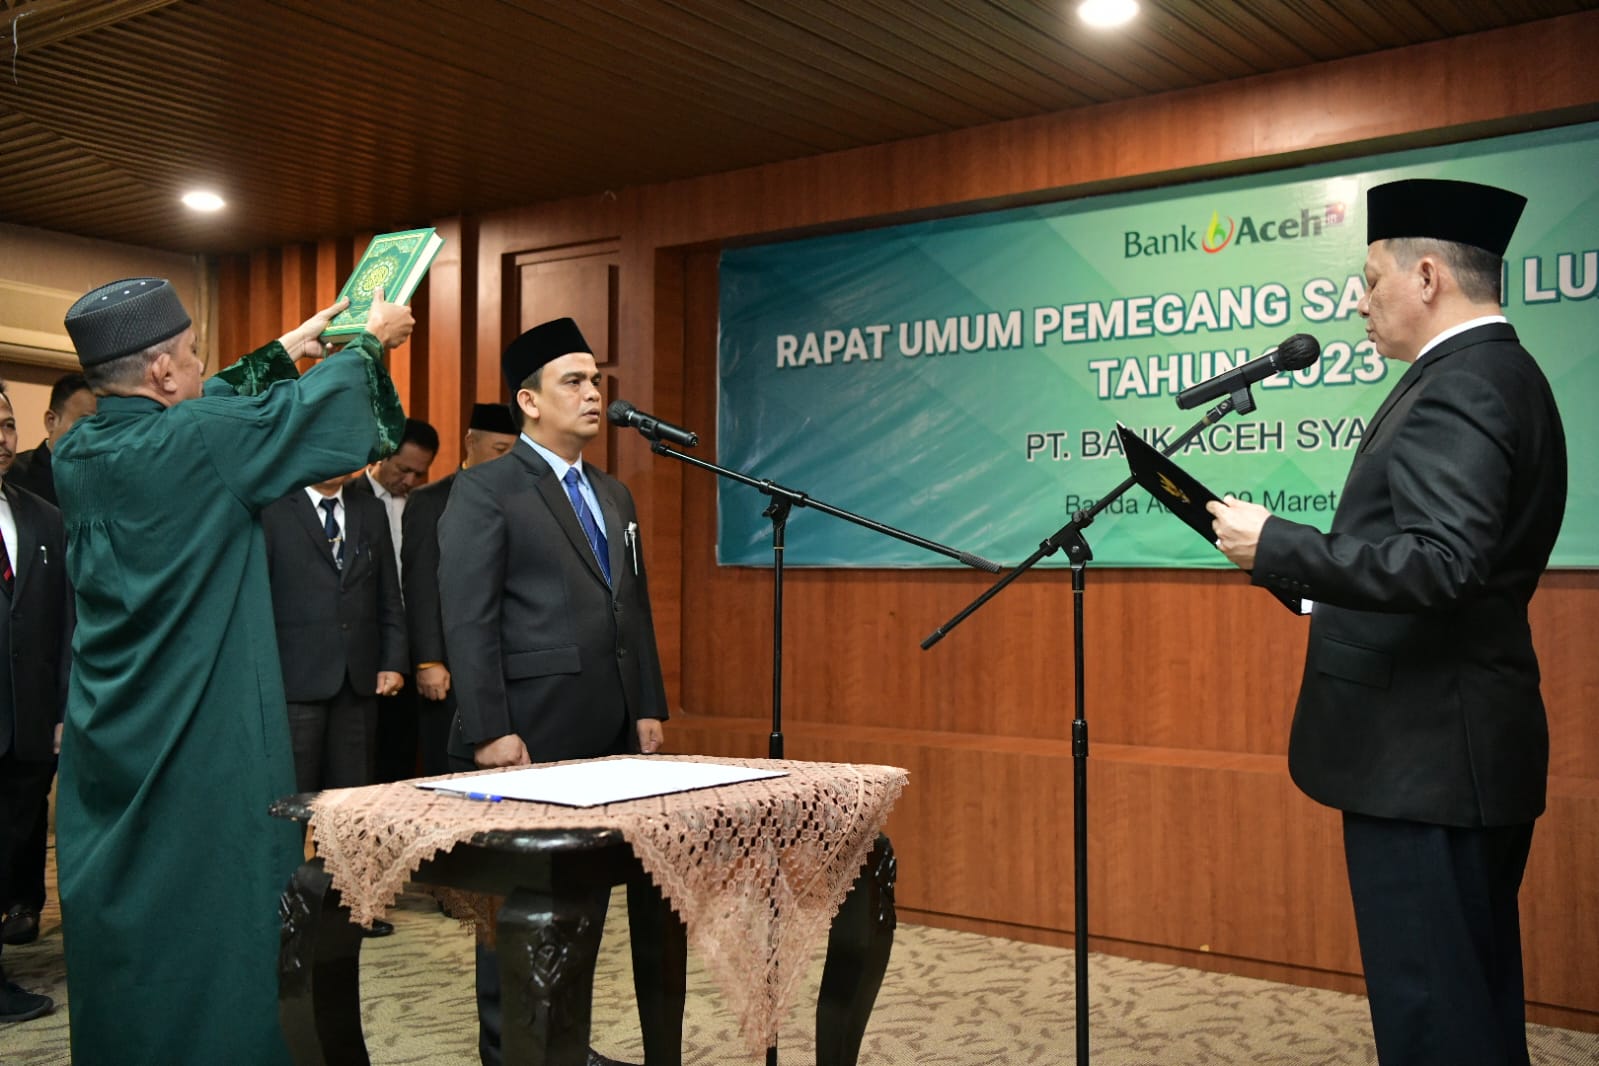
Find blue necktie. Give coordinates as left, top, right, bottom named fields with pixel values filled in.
left=562, top=467, right=610, bottom=583
left=319, top=497, right=344, bottom=570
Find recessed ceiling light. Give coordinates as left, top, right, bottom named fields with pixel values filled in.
left=1079, top=0, right=1139, bottom=29
left=181, top=190, right=226, bottom=212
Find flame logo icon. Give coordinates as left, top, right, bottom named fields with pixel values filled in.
left=1201, top=210, right=1235, bottom=253
left=1157, top=472, right=1191, bottom=505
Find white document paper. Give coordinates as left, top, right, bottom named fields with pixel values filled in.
left=416, top=758, right=787, bottom=807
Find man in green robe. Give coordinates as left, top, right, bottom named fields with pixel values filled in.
left=54, top=277, right=412, bottom=1066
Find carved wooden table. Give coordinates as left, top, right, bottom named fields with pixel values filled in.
left=272, top=795, right=896, bottom=1066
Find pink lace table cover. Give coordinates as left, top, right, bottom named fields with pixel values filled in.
left=304, top=755, right=908, bottom=1055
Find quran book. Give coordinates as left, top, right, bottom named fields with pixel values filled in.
left=1116, top=423, right=1307, bottom=614
left=320, top=228, right=444, bottom=338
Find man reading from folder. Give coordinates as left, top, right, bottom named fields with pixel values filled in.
left=1206, top=179, right=1567, bottom=1066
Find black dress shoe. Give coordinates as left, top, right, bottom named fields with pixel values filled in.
left=586, top=1048, right=638, bottom=1066
left=1, top=906, right=39, bottom=946
left=359, top=918, right=395, bottom=938
left=0, top=980, right=53, bottom=1023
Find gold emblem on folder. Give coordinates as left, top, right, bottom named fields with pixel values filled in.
left=1157, top=472, right=1191, bottom=505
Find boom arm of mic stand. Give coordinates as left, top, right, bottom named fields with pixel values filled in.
left=648, top=441, right=1002, bottom=571
left=922, top=388, right=1254, bottom=648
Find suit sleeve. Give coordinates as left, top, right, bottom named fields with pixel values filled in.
left=401, top=491, right=446, bottom=666
left=437, top=473, right=512, bottom=745
left=1255, top=368, right=1514, bottom=611
left=191, top=334, right=405, bottom=512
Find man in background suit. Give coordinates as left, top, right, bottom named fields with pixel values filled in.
left=439, top=318, right=668, bottom=1066
left=263, top=472, right=407, bottom=936
left=2, top=372, right=91, bottom=948
left=0, top=381, right=72, bottom=1023
left=1208, top=179, right=1567, bottom=1066
left=347, top=417, right=438, bottom=782
left=401, top=402, right=518, bottom=776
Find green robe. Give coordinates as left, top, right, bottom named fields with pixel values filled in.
left=52, top=336, right=403, bottom=1066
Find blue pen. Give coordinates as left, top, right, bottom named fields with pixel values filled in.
left=466, top=792, right=503, bottom=802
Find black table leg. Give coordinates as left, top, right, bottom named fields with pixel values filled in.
left=627, top=874, right=687, bottom=1066
left=815, top=835, right=896, bottom=1066
left=498, top=883, right=609, bottom=1066
left=278, top=858, right=370, bottom=1066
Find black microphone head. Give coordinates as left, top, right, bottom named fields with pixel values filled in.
left=606, top=399, right=636, bottom=425
left=1275, top=333, right=1321, bottom=371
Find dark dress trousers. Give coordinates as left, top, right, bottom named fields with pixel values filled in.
left=1254, top=322, right=1567, bottom=1066
left=399, top=471, right=456, bottom=776
left=262, top=490, right=407, bottom=790
left=0, top=482, right=71, bottom=974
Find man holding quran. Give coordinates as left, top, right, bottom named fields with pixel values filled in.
left=53, top=278, right=413, bottom=1066
left=1206, top=178, right=1567, bottom=1066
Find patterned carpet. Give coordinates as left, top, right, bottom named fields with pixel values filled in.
left=6, top=878, right=1598, bottom=1066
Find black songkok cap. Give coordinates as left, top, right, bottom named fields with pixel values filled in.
left=63, top=277, right=193, bottom=366
left=468, top=401, right=518, bottom=435
left=501, top=317, right=591, bottom=395
left=1366, top=178, right=1527, bottom=257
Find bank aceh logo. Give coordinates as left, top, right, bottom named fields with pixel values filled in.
left=1124, top=201, right=1348, bottom=258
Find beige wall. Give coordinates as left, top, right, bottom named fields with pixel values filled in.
left=0, top=220, right=213, bottom=453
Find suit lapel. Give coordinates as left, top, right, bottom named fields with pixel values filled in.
left=591, top=470, right=626, bottom=584
left=519, top=445, right=610, bottom=589
left=340, top=495, right=363, bottom=586
left=5, top=486, right=39, bottom=601
left=296, top=493, right=341, bottom=572
left=1357, top=322, right=1517, bottom=455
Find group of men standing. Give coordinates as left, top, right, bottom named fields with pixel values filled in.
left=0, top=173, right=1572, bottom=1066
left=0, top=273, right=669, bottom=1066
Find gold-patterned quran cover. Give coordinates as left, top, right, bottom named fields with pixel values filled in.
left=321, top=228, right=444, bottom=338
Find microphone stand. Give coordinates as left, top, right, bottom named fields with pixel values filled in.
left=922, top=385, right=1259, bottom=1066
left=645, top=438, right=999, bottom=1066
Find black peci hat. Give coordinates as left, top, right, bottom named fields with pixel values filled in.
left=468, top=401, right=518, bottom=435
left=1366, top=178, right=1527, bottom=257
left=501, top=317, right=592, bottom=395
left=63, top=277, right=193, bottom=366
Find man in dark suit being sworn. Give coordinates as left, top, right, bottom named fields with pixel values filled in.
left=439, top=318, right=667, bottom=1066
left=1207, top=179, right=1567, bottom=1066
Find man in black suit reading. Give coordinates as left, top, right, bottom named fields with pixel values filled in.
left=439, top=318, right=668, bottom=1066
left=1207, top=179, right=1567, bottom=1066
left=401, top=402, right=518, bottom=776
left=0, top=381, right=72, bottom=1022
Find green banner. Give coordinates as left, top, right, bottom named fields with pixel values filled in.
left=718, top=123, right=1599, bottom=567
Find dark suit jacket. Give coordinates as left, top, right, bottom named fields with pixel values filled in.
left=2, top=481, right=72, bottom=761
left=1255, top=323, right=1567, bottom=827
left=261, top=489, right=407, bottom=702
left=400, top=471, right=456, bottom=670
left=437, top=442, right=667, bottom=763
left=8, top=440, right=56, bottom=506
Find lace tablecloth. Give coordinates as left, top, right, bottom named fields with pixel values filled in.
left=303, top=755, right=908, bottom=1054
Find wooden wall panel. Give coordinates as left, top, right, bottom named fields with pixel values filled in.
left=208, top=12, right=1599, bottom=1028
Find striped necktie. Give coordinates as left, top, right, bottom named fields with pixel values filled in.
left=319, top=497, right=344, bottom=570
left=562, top=467, right=610, bottom=583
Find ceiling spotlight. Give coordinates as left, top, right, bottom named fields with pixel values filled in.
left=1078, top=0, right=1138, bottom=28
left=181, top=190, right=226, bottom=212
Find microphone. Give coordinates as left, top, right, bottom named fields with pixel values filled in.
left=607, top=400, right=699, bottom=448
left=1174, top=334, right=1321, bottom=409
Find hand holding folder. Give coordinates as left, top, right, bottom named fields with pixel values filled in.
left=1116, top=423, right=1307, bottom=614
